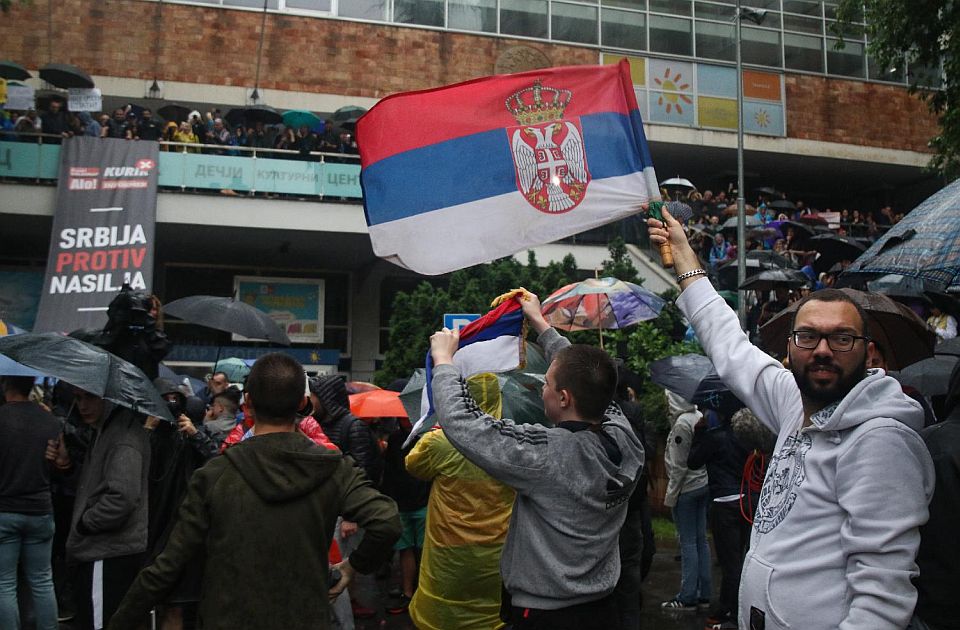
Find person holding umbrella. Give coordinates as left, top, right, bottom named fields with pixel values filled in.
left=648, top=208, right=935, bottom=630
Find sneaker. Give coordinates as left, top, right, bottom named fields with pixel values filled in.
left=386, top=594, right=411, bottom=615
left=351, top=600, right=376, bottom=619
left=661, top=599, right=697, bottom=611
left=706, top=608, right=733, bottom=625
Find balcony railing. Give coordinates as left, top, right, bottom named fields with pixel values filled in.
left=0, top=133, right=363, bottom=199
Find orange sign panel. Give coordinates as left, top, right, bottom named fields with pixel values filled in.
left=742, top=70, right=781, bottom=101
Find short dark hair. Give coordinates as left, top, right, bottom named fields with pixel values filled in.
left=245, top=353, right=305, bottom=425
left=2, top=376, right=35, bottom=398
left=790, top=288, right=870, bottom=338
left=213, top=387, right=241, bottom=414
left=211, top=371, right=229, bottom=381
left=552, top=344, right=617, bottom=421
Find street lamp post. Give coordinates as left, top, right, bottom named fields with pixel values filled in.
left=735, top=3, right=766, bottom=328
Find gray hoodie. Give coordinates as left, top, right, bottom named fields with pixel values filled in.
left=432, top=327, right=644, bottom=610
left=678, top=278, right=935, bottom=630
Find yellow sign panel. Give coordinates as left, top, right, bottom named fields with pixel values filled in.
left=603, top=53, right=645, bottom=86
left=698, top=96, right=738, bottom=129
left=0, top=79, right=7, bottom=105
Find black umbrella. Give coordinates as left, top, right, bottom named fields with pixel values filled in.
left=865, top=274, right=933, bottom=301
left=332, top=105, right=367, bottom=122
left=754, top=186, right=779, bottom=197
left=0, top=60, right=31, bottom=81
left=650, top=354, right=743, bottom=415
left=226, top=105, right=282, bottom=128
left=739, top=268, right=811, bottom=291
left=896, top=355, right=960, bottom=397
left=0, top=333, right=174, bottom=421
left=768, top=199, right=796, bottom=211
left=808, top=234, right=867, bottom=273
left=38, top=62, right=94, bottom=89
left=721, top=215, right=763, bottom=230
left=157, top=103, right=191, bottom=123
left=936, top=337, right=960, bottom=357
left=716, top=251, right=797, bottom=290
left=163, top=295, right=291, bottom=345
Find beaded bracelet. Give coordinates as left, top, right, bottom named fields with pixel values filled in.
left=676, top=268, right=708, bottom=282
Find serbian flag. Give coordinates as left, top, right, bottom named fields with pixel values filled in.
left=358, top=60, right=660, bottom=275
left=405, top=292, right=526, bottom=445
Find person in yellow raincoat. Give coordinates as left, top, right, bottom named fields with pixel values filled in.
left=405, top=372, right=516, bottom=630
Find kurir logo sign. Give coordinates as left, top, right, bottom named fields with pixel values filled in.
left=507, top=80, right=590, bottom=214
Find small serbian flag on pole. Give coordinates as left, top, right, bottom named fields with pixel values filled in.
left=405, top=291, right=527, bottom=445
left=357, top=60, right=660, bottom=275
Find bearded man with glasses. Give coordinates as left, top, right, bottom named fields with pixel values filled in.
left=648, top=209, right=935, bottom=630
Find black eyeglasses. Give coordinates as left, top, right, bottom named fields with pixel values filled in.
left=790, top=330, right=869, bottom=352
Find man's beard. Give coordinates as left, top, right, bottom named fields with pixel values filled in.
left=792, top=353, right=867, bottom=405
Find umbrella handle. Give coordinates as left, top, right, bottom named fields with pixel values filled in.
left=648, top=202, right=675, bottom=269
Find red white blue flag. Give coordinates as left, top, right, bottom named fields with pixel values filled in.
left=406, top=294, right=526, bottom=444
left=357, top=60, right=660, bottom=275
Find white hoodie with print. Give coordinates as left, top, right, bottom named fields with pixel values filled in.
left=677, top=278, right=935, bottom=630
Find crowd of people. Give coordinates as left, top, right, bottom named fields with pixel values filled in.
left=1, top=223, right=959, bottom=630
left=0, top=102, right=360, bottom=160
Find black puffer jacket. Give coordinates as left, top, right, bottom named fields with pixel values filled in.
left=310, top=376, right=383, bottom=485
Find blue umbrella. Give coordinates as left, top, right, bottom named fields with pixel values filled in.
left=843, top=179, right=960, bottom=292
left=282, top=109, right=322, bottom=130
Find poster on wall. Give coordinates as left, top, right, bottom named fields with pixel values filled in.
left=33, top=137, right=159, bottom=333
left=234, top=276, right=325, bottom=344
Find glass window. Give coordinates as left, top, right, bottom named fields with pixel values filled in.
left=224, top=0, right=279, bottom=7
left=649, top=15, right=692, bottom=55
left=784, top=32, right=823, bottom=72
left=867, top=55, right=905, bottom=83
left=824, top=2, right=861, bottom=21
left=339, top=0, right=387, bottom=19
left=695, top=20, right=735, bottom=61
left=783, top=0, right=820, bottom=16
left=285, top=0, right=331, bottom=10
left=695, top=2, right=735, bottom=20
left=501, top=0, right=548, bottom=38
left=449, top=0, right=497, bottom=32
left=602, top=8, right=646, bottom=50
left=782, top=13, right=820, bottom=34
left=602, top=0, right=646, bottom=8
left=552, top=2, right=598, bottom=44
left=826, top=20, right=863, bottom=39
left=394, top=0, right=444, bottom=26
left=910, top=62, right=943, bottom=89
left=741, top=26, right=782, bottom=66
left=826, top=38, right=865, bottom=77
left=650, top=0, right=691, bottom=16
left=742, top=0, right=778, bottom=8
left=741, top=8, right=779, bottom=29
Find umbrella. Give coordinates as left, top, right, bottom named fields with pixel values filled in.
left=332, top=105, right=367, bottom=122
left=865, top=274, right=934, bottom=301
left=163, top=295, right=291, bottom=345
left=754, top=186, right=780, bottom=197
left=768, top=199, right=796, bottom=212
left=798, top=214, right=829, bottom=225
left=541, top=277, right=666, bottom=343
left=895, top=355, right=959, bottom=397
left=0, top=60, right=31, bottom=81
left=0, top=320, right=43, bottom=378
left=768, top=220, right=816, bottom=240
left=346, top=381, right=381, bottom=394
left=747, top=226, right=782, bottom=241
left=38, top=62, right=94, bottom=89
left=0, top=333, right=173, bottom=421
left=213, top=358, right=251, bottom=383
left=843, top=180, right=960, bottom=292
left=349, top=389, right=406, bottom=419
left=667, top=200, right=694, bottom=224
left=649, top=354, right=743, bottom=416
left=808, top=234, right=867, bottom=273
left=721, top=215, right=763, bottom=230
left=758, top=288, right=936, bottom=370
left=935, top=337, right=960, bottom=357
left=157, top=103, right=191, bottom=123
left=738, top=268, right=811, bottom=291
left=226, top=105, right=282, bottom=127
left=282, top=109, right=322, bottom=129
left=660, top=177, right=696, bottom=190
left=717, top=250, right=798, bottom=290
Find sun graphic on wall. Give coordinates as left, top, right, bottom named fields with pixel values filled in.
left=754, top=109, right=771, bottom=128
left=653, top=68, right=693, bottom=115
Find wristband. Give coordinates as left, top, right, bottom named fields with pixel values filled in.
left=676, top=268, right=708, bottom=282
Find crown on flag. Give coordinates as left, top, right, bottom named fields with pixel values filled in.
left=505, top=79, right=572, bottom=126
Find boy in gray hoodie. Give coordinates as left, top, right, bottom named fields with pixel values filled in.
left=649, top=210, right=935, bottom=630
left=429, top=292, right=644, bottom=630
